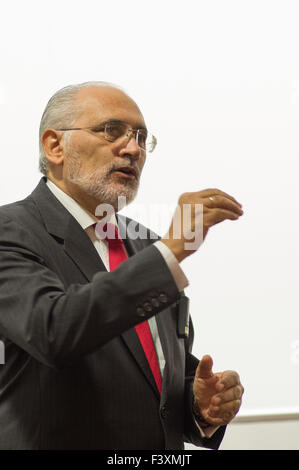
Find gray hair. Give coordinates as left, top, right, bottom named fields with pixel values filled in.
left=38, top=81, right=124, bottom=175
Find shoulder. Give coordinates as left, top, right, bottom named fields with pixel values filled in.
left=0, top=193, right=45, bottom=237
left=0, top=196, right=37, bottom=221
left=0, top=190, right=50, bottom=260
left=0, top=177, right=49, bottom=228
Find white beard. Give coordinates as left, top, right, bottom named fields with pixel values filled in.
left=64, top=146, right=140, bottom=210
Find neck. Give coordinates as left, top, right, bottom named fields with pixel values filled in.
left=46, top=174, right=118, bottom=218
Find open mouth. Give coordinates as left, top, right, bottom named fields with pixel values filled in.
left=113, top=167, right=137, bottom=179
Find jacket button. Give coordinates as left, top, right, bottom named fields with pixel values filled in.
left=160, top=405, right=167, bottom=419
left=158, top=293, right=168, bottom=304
left=143, top=302, right=153, bottom=312
left=151, top=297, right=160, bottom=308
left=136, top=306, right=146, bottom=317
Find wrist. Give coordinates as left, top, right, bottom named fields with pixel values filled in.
left=193, top=403, right=211, bottom=429
left=160, top=238, right=186, bottom=263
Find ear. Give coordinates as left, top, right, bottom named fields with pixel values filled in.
left=42, top=129, right=65, bottom=167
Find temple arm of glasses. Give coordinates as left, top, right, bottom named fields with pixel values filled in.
left=55, top=126, right=104, bottom=131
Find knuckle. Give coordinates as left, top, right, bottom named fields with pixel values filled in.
left=224, top=411, right=233, bottom=422
left=234, top=398, right=241, bottom=409
left=229, top=370, right=240, bottom=381
left=214, top=189, right=223, bottom=198
left=233, top=401, right=241, bottom=415
left=178, top=192, right=188, bottom=203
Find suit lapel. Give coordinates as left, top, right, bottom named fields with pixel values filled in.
left=63, top=217, right=107, bottom=280
left=31, top=179, right=161, bottom=397
left=30, top=177, right=106, bottom=280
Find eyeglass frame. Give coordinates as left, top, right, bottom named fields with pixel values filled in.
left=55, top=119, right=157, bottom=153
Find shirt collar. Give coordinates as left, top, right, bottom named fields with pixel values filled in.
left=46, top=178, right=117, bottom=230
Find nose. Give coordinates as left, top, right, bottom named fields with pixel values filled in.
left=118, top=133, right=141, bottom=160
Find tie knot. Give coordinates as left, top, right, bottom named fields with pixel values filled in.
left=94, top=222, right=122, bottom=246
left=94, top=221, right=128, bottom=271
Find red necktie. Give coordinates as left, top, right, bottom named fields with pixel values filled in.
left=101, top=222, right=162, bottom=395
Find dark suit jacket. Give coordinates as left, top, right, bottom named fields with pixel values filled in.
left=0, top=177, right=225, bottom=450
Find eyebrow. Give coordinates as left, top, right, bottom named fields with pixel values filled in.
left=94, top=119, right=148, bottom=131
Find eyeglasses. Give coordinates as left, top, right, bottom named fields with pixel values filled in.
left=56, top=120, right=157, bottom=153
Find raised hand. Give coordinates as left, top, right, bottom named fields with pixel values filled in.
left=161, top=188, right=243, bottom=262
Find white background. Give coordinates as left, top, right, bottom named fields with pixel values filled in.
left=0, top=0, right=298, bottom=418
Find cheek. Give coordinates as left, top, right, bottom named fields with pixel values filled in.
left=75, top=137, right=98, bottom=159
left=71, top=135, right=112, bottom=166
left=138, top=154, right=146, bottom=173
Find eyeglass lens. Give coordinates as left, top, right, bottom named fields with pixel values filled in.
left=104, top=122, right=151, bottom=151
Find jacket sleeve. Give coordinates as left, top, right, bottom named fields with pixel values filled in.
left=0, top=214, right=180, bottom=369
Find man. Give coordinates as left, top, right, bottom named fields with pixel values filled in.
left=0, top=82, right=244, bottom=450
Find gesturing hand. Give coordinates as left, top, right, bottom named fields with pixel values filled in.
left=161, top=188, right=243, bottom=263
left=193, top=355, right=244, bottom=426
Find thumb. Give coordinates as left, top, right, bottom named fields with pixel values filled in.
left=196, top=354, right=214, bottom=379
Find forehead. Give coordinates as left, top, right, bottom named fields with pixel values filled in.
left=74, top=86, right=146, bottom=128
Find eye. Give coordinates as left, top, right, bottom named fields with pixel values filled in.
left=105, top=122, right=127, bottom=141
left=137, top=130, right=147, bottom=148
left=90, top=125, right=105, bottom=133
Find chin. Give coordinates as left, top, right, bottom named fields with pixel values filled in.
left=67, top=169, right=139, bottom=212
left=92, top=184, right=138, bottom=211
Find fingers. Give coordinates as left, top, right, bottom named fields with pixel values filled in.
left=217, top=370, right=241, bottom=390
left=203, top=191, right=243, bottom=226
left=208, top=397, right=242, bottom=420
left=162, top=187, right=243, bottom=263
left=211, top=384, right=244, bottom=406
left=199, top=188, right=242, bottom=208
left=207, top=402, right=242, bottom=425
left=207, top=208, right=241, bottom=225
left=193, top=364, right=244, bottom=426
left=195, top=355, right=214, bottom=380
left=181, top=188, right=243, bottom=228
left=207, top=373, right=244, bottom=424
left=179, top=188, right=243, bottom=211
left=204, top=194, right=243, bottom=216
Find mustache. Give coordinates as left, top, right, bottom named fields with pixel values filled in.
left=108, top=161, right=140, bottom=179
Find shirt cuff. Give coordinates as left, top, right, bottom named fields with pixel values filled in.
left=153, top=241, right=189, bottom=292
left=193, top=417, right=221, bottom=439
